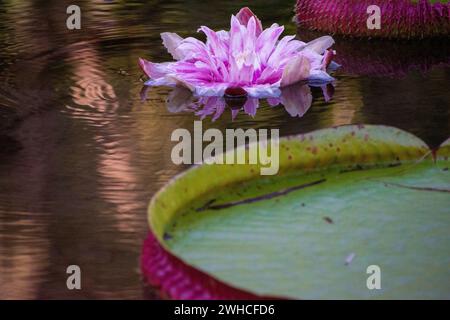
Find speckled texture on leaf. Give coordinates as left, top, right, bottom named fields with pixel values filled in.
left=145, top=125, right=450, bottom=299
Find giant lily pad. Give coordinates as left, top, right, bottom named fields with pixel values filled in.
left=147, top=125, right=450, bottom=299
left=295, top=0, right=450, bottom=39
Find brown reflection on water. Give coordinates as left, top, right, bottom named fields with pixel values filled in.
left=327, top=78, right=362, bottom=127
left=0, top=221, right=49, bottom=299
left=70, top=46, right=120, bottom=114
left=0, top=0, right=449, bottom=299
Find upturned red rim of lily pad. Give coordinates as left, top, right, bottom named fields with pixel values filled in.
left=141, top=231, right=282, bottom=300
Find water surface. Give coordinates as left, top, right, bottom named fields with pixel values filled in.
left=0, top=0, right=448, bottom=299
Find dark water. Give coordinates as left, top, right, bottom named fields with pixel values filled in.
left=0, top=0, right=448, bottom=299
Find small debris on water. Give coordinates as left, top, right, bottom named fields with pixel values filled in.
left=163, top=232, right=173, bottom=241
left=323, top=216, right=334, bottom=224
left=118, top=69, right=130, bottom=76
left=345, top=253, right=356, bottom=266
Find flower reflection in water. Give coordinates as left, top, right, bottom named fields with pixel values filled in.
left=141, top=82, right=335, bottom=121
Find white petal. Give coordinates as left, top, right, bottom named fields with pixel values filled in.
left=280, top=54, right=311, bottom=87
left=307, top=70, right=335, bottom=85
left=161, top=32, right=184, bottom=60
left=244, top=84, right=281, bottom=98
left=194, top=83, right=228, bottom=97
left=301, top=36, right=335, bottom=54
left=144, top=78, right=176, bottom=87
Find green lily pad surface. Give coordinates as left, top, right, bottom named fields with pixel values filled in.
left=148, top=125, right=450, bottom=299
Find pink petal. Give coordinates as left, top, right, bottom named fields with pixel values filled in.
left=246, top=16, right=256, bottom=39
left=176, top=37, right=209, bottom=60
left=237, top=65, right=255, bottom=84
left=215, top=59, right=229, bottom=80
left=256, top=24, right=284, bottom=64
left=138, top=58, right=171, bottom=78
left=173, top=59, right=217, bottom=83
left=300, top=49, right=323, bottom=70
left=173, top=67, right=212, bottom=83
left=257, top=66, right=282, bottom=84
left=284, top=39, right=306, bottom=54
left=198, top=26, right=229, bottom=62
left=301, top=36, right=335, bottom=55
left=267, top=35, right=297, bottom=67
left=280, top=54, right=311, bottom=87
left=236, top=7, right=263, bottom=36
left=161, top=32, right=184, bottom=60
left=230, top=15, right=245, bottom=69
left=242, top=17, right=259, bottom=69
left=216, top=30, right=229, bottom=42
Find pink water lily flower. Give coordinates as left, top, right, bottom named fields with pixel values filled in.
left=139, top=7, right=336, bottom=98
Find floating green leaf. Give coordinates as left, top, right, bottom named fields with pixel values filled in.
left=148, top=125, right=450, bottom=299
